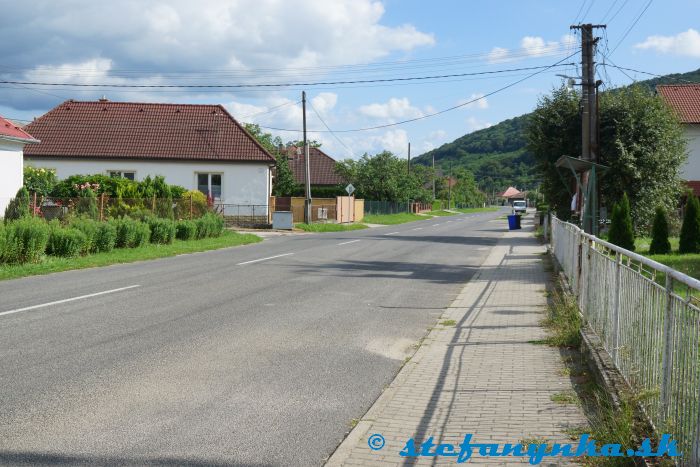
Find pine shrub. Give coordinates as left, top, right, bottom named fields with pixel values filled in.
left=195, top=213, right=225, bottom=239
left=47, top=227, right=87, bottom=257
left=76, top=188, right=99, bottom=220
left=175, top=220, right=197, bottom=240
left=95, top=222, right=117, bottom=252
left=2, top=217, right=49, bottom=264
left=649, top=206, right=671, bottom=255
left=112, top=218, right=151, bottom=248
left=679, top=195, right=700, bottom=254
left=4, top=187, right=31, bottom=223
left=147, top=217, right=176, bottom=244
left=608, top=193, right=635, bottom=251
left=70, top=218, right=100, bottom=254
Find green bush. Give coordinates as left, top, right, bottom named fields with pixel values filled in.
left=176, top=220, right=197, bottom=240
left=0, top=224, right=6, bottom=260
left=649, top=206, right=671, bottom=255
left=47, top=227, right=87, bottom=257
left=112, top=218, right=150, bottom=248
left=70, top=218, right=99, bottom=254
left=679, top=195, right=700, bottom=254
left=2, top=217, right=50, bottom=264
left=147, top=217, right=176, bottom=244
left=76, top=188, right=99, bottom=220
left=195, top=213, right=224, bottom=239
left=608, top=193, right=635, bottom=251
left=4, top=186, right=31, bottom=223
left=24, top=167, right=58, bottom=197
left=175, top=190, right=208, bottom=219
left=95, top=222, right=117, bottom=252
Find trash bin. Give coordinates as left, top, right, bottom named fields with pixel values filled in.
left=507, top=214, right=521, bottom=230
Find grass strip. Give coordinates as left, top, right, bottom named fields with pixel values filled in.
left=295, top=223, right=368, bottom=232
left=0, top=230, right=261, bottom=281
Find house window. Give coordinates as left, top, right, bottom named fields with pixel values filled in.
left=197, top=173, right=222, bottom=199
left=108, top=170, right=135, bottom=181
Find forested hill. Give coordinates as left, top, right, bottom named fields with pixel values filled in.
left=414, top=67, right=700, bottom=195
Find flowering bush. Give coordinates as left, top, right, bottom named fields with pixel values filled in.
left=24, top=167, right=57, bottom=197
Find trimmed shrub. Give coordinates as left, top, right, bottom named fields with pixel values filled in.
left=76, top=188, right=99, bottom=220
left=176, top=220, right=197, bottom=240
left=0, top=224, right=6, bottom=260
left=608, top=193, right=635, bottom=252
left=47, top=227, right=87, bottom=257
left=649, top=206, right=671, bottom=255
left=70, top=218, right=100, bottom=254
left=147, top=217, right=176, bottom=244
left=112, top=218, right=150, bottom=248
left=4, top=187, right=31, bottom=223
left=95, top=222, right=117, bottom=252
left=195, top=213, right=225, bottom=239
left=2, top=217, right=50, bottom=264
left=679, top=195, right=700, bottom=254
left=175, top=190, right=208, bottom=219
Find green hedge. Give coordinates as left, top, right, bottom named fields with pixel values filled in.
left=112, top=218, right=150, bottom=248
left=195, top=213, right=224, bottom=239
left=176, top=220, right=197, bottom=240
left=47, top=227, right=87, bottom=257
left=147, top=217, right=176, bottom=244
left=2, top=217, right=50, bottom=264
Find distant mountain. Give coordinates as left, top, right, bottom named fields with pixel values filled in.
left=414, top=68, right=700, bottom=195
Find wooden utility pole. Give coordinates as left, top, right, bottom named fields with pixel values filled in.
left=302, top=91, right=312, bottom=224
left=448, top=161, right=452, bottom=210
left=407, top=142, right=411, bottom=175
left=571, top=23, right=605, bottom=234
left=432, top=153, right=436, bottom=200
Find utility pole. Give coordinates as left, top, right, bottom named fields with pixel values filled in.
left=407, top=142, right=411, bottom=175
left=432, top=153, right=436, bottom=200
left=302, top=91, right=312, bottom=224
left=570, top=23, right=605, bottom=234
left=448, top=161, right=452, bottom=210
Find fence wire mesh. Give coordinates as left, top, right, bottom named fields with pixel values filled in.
left=551, top=216, right=700, bottom=464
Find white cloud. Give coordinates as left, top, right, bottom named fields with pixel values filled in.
left=374, top=129, right=409, bottom=155
left=634, top=29, right=700, bottom=57
left=359, top=97, right=425, bottom=121
left=0, top=0, right=435, bottom=110
left=457, top=93, right=488, bottom=110
left=311, top=92, right=338, bottom=114
left=421, top=129, right=448, bottom=152
left=489, top=34, right=575, bottom=63
left=466, top=117, right=492, bottom=132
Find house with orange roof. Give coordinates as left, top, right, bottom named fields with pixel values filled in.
left=23, top=98, right=275, bottom=208
left=657, top=84, right=700, bottom=195
left=0, top=116, right=39, bottom=216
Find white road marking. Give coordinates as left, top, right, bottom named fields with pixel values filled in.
left=412, top=227, right=423, bottom=231
left=0, top=285, right=141, bottom=317
left=384, top=232, right=399, bottom=236
left=337, top=239, right=361, bottom=245
left=237, top=253, right=294, bottom=265
left=432, top=224, right=440, bottom=227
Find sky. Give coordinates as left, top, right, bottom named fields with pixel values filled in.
left=1, top=0, right=699, bottom=160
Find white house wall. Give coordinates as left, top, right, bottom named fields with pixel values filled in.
left=0, top=141, right=25, bottom=216
left=24, top=158, right=271, bottom=206
left=683, top=124, right=700, bottom=181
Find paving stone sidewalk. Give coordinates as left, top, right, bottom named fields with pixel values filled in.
left=326, top=216, right=588, bottom=466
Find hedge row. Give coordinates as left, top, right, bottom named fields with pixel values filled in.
left=0, top=213, right=225, bottom=264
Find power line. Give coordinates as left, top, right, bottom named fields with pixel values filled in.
left=252, top=51, right=580, bottom=134
left=608, top=0, right=654, bottom=57
left=237, top=99, right=301, bottom=120
left=572, top=0, right=588, bottom=24
left=581, top=0, right=596, bottom=22
left=604, top=62, right=700, bottom=84
left=600, top=0, right=620, bottom=22
left=0, top=63, right=578, bottom=89
left=607, top=0, right=631, bottom=23
left=309, top=102, right=355, bottom=158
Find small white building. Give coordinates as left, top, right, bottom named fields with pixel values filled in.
left=657, top=85, right=700, bottom=194
left=0, top=116, right=39, bottom=216
left=23, top=99, right=275, bottom=207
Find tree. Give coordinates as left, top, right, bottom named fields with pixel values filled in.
left=608, top=193, right=635, bottom=251
left=273, top=153, right=301, bottom=197
left=649, top=206, right=671, bottom=255
left=527, top=84, right=686, bottom=231
left=679, top=195, right=700, bottom=254
left=4, top=186, right=31, bottom=222
left=24, top=167, right=57, bottom=197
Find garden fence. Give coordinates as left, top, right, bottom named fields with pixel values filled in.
left=551, top=216, right=700, bottom=464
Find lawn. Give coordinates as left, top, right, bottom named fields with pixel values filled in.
left=361, top=212, right=426, bottom=225
left=632, top=236, right=700, bottom=282
left=424, top=210, right=456, bottom=217
left=454, top=207, right=501, bottom=214
left=295, top=223, right=368, bottom=232
left=0, top=230, right=261, bottom=281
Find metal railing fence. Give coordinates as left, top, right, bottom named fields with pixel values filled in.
left=551, top=216, right=700, bottom=464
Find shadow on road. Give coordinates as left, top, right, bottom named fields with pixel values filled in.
left=0, top=451, right=265, bottom=466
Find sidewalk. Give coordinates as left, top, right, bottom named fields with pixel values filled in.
left=327, top=216, right=588, bottom=466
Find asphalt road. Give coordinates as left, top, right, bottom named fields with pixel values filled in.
left=0, top=209, right=506, bottom=466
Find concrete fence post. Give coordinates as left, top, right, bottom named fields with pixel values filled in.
left=660, top=274, right=675, bottom=423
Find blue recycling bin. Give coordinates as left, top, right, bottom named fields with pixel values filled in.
left=507, top=214, right=521, bottom=230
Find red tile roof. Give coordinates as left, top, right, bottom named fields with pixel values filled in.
left=657, top=85, right=700, bottom=124
left=24, top=100, right=274, bottom=163
left=499, top=186, right=521, bottom=198
left=0, top=115, right=38, bottom=143
left=282, top=146, right=343, bottom=185
left=686, top=181, right=700, bottom=196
